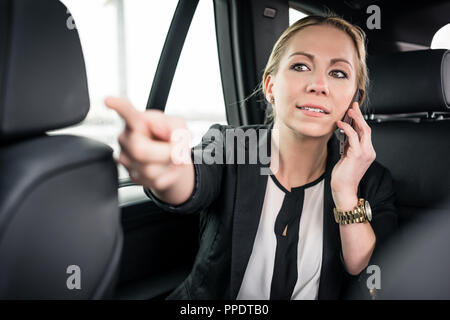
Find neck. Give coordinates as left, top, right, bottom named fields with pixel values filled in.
left=270, top=120, right=331, bottom=191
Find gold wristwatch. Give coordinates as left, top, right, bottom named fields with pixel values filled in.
left=334, top=198, right=372, bottom=225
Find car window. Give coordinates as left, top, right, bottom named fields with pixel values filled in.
left=431, top=23, right=450, bottom=49
left=54, top=0, right=133, bottom=156
left=54, top=0, right=225, bottom=180
left=289, top=7, right=308, bottom=25
left=164, top=0, right=227, bottom=148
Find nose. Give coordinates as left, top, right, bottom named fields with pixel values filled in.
left=306, top=74, right=329, bottom=96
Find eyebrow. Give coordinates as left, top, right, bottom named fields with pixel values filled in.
left=288, top=51, right=353, bottom=69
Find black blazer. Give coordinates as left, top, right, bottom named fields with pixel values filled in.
left=145, top=122, right=398, bottom=300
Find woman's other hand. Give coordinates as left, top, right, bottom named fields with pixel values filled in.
left=105, top=97, right=194, bottom=205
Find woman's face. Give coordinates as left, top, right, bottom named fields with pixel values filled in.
left=266, top=25, right=359, bottom=138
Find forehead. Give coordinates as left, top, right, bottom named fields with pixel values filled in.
left=284, top=25, right=357, bottom=65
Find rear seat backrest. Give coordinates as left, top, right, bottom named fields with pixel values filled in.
left=367, top=49, right=450, bottom=228
left=0, top=0, right=122, bottom=299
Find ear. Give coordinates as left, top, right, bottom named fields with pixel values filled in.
left=264, top=74, right=275, bottom=102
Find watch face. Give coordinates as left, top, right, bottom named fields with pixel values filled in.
left=365, top=200, right=372, bottom=221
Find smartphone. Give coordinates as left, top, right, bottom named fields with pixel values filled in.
left=338, top=89, right=363, bottom=156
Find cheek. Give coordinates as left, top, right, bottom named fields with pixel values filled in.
left=275, top=77, right=301, bottom=103
left=334, top=86, right=356, bottom=112
left=336, top=98, right=349, bottom=113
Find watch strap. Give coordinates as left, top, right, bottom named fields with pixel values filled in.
left=334, top=198, right=368, bottom=225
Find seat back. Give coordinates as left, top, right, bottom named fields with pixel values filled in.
left=363, top=50, right=450, bottom=298
left=367, top=49, right=450, bottom=229
left=0, top=0, right=122, bottom=299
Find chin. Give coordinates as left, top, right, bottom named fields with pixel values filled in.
left=286, top=119, right=333, bottom=139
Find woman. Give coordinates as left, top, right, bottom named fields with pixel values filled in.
left=105, top=15, right=397, bottom=299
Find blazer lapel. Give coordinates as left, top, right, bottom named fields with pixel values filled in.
left=230, top=124, right=271, bottom=299
left=318, top=134, right=344, bottom=299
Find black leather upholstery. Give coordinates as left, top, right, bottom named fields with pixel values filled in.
left=368, top=49, right=450, bottom=227
left=0, top=0, right=122, bottom=299
left=370, top=120, right=450, bottom=226
left=353, top=49, right=450, bottom=299
left=367, top=49, right=450, bottom=114
left=0, top=0, right=89, bottom=141
left=377, top=202, right=450, bottom=299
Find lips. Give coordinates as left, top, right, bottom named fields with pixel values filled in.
left=296, top=104, right=330, bottom=114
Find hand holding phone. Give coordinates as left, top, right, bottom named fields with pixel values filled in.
left=338, top=89, right=363, bottom=156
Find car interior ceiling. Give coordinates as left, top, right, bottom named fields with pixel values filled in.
left=290, top=0, right=450, bottom=50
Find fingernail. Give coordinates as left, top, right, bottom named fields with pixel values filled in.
left=104, top=97, right=113, bottom=106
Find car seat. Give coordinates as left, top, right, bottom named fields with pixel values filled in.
left=360, top=49, right=450, bottom=299
left=0, top=0, right=123, bottom=299
left=367, top=49, right=450, bottom=231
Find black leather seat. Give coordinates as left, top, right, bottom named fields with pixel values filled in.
left=0, top=0, right=123, bottom=299
left=360, top=49, right=450, bottom=299
left=367, top=49, right=450, bottom=230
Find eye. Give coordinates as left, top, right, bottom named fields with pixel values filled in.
left=329, top=70, right=348, bottom=79
left=291, top=63, right=310, bottom=72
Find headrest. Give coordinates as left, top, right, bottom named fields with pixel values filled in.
left=0, top=0, right=89, bottom=142
left=366, top=49, right=450, bottom=114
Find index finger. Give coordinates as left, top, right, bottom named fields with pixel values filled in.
left=105, top=97, right=146, bottom=133
left=352, top=101, right=366, bottom=118
left=351, top=101, right=370, bottom=129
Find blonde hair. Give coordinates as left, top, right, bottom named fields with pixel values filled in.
left=262, top=15, right=369, bottom=121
